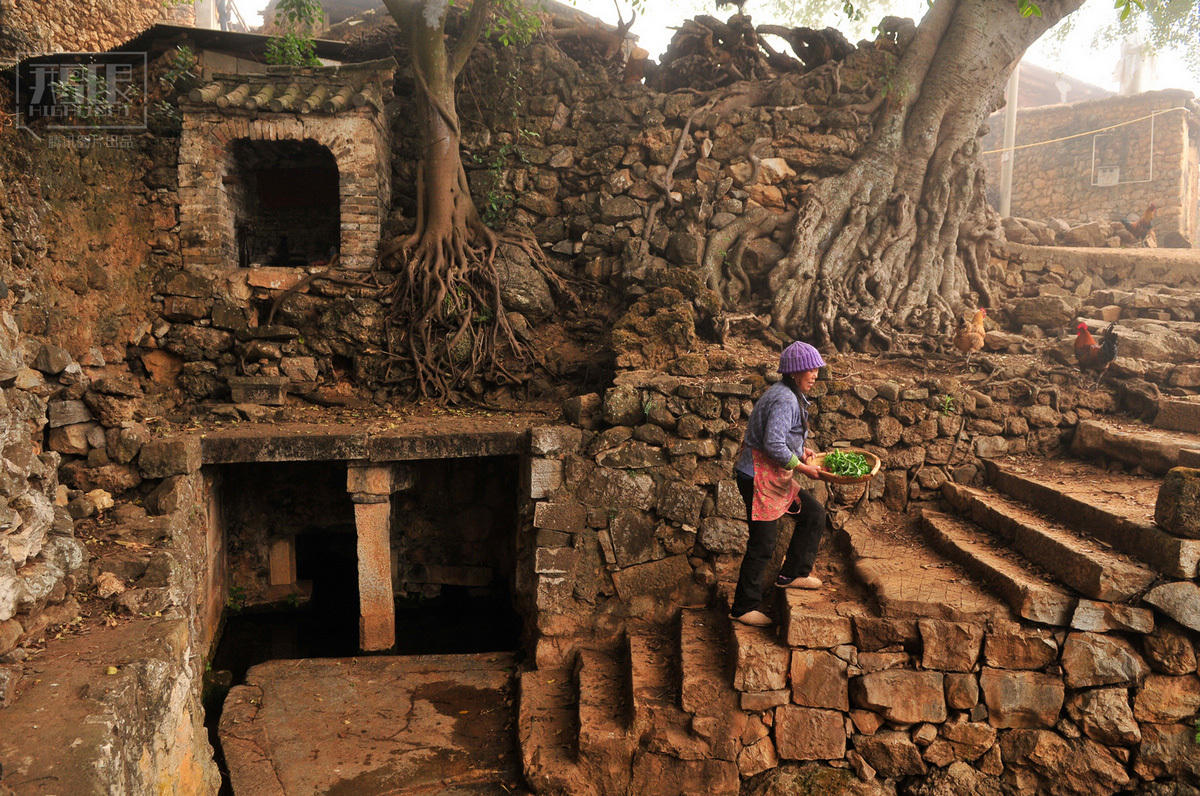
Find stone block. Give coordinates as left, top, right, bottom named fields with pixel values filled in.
left=919, top=619, right=983, bottom=672
left=978, top=667, right=1064, bottom=728
left=1131, top=723, right=1200, bottom=780
left=610, top=555, right=691, bottom=601
left=139, top=437, right=202, bottom=478
left=791, top=650, right=849, bottom=711
left=47, top=423, right=95, bottom=456
left=47, top=400, right=92, bottom=428
left=247, top=266, right=304, bottom=291
left=526, top=458, right=563, bottom=499
left=1156, top=468, right=1200, bottom=538
left=774, top=706, right=845, bottom=761
left=1061, top=632, right=1148, bottom=687
left=853, top=731, right=926, bottom=777
left=346, top=464, right=392, bottom=496
left=1144, top=581, right=1200, bottom=632
left=1071, top=599, right=1154, bottom=633
left=529, top=425, right=583, bottom=457
left=657, top=481, right=704, bottom=526
left=715, top=480, right=745, bottom=519
left=853, top=616, right=918, bottom=651
left=533, top=501, right=586, bottom=532
left=740, top=690, right=790, bottom=711
left=227, top=376, right=287, bottom=406
left=609, top=510, right=656, bottom=566
left=1134, top=674, right=1200, bottom=723
left=1155, top=399, right=1200, bottom=434
left=733, top=623, right=789, bottom=692
left=850, top=670, right=945, bottom=724
left=945, top=672, right=979, bottom=709
left=983, top=630, right=1058, bottom=670
left=1143, top=622, right=1197, bottom=674
left=783, top=606, right=853, bottom=649
left=698, top=517, right=748, bottom=555
left=534, top=546, right=578, bottom=576
left=1066, top=687, right=1140, bottom=746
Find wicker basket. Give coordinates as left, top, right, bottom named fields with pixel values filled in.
left=808, top=449, right=882, bottom=485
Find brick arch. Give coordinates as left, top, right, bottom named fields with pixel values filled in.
left=179, top=110, right=389, bottom=272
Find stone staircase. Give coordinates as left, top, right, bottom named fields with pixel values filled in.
left=518, top=413, right=1200, bottom=794
left=518, top=610, right=745, bottom=796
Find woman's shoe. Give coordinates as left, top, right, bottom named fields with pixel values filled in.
left=730, top=609, right=772, bottom=627
left=777, top=574, right=822, bottom=589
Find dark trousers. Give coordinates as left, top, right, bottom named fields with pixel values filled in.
left=730, top=471, right=826, bottom=616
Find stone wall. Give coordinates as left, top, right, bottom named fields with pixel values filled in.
left=731, top=610, right=1198, bottom=792
left=0, top=309, right=86, bottom=672
left=520, top=365, right=1105, bottom=667
left=981, top=91, right=1199, bottom=247
left=0, top=0, right=191, bottom=63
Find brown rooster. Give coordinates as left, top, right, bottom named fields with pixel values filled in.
left=1074, top=322, right=1118, bottom=383
left=1121, top=203, right=1157, bottom=241
left=953, top=308, right=987, bottom=365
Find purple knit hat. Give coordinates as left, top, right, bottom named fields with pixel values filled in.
left=779, top=341, right=826, bottom=374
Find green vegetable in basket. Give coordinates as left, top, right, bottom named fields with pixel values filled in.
left=823, top=450, right=871, bottom=477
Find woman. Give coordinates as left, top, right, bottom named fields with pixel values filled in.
left=730, top=340, right=828, bottom=627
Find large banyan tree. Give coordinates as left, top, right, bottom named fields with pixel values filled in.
left=376, top=0, right=1197, bottom=392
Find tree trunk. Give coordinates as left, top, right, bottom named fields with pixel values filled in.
left=766, top=0, right=1085, bottom=351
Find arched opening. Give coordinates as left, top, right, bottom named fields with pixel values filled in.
left=228, top=138, right=340, bottom=269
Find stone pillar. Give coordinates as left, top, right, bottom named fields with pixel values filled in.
left=267, top=537, right=296, bottom=587
left=348, top=464, right=395, bottom=651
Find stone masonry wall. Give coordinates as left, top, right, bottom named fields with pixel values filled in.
left=981, top=90, right=1199, bottom=246
left=0, top=0, right=191, bottom=63
left=520, top=364, right=1108, bottom=668
left=0, top=310, right=86, bottom=685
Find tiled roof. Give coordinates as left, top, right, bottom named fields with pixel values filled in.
left=184, top=57, right=395, bottom=115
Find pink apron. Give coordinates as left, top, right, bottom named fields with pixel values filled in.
left=750, top=449, right=803, bottom=522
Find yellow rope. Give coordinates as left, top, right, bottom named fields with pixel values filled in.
left=980, top=106, right=1191, bottom=156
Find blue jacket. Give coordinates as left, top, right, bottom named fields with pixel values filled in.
left=735, top=381, right=810, bottom=477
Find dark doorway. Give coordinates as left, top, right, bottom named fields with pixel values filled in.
left=229, top=138, right=340, bottom=269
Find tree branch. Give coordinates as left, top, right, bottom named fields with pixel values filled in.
left=449, top=0, right=493, bottom=80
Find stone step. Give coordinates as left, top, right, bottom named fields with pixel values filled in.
left=574, top=649, right=632, bottom=794
left=679, top=608, right=744, bottom=762
left=942, top=482, right=1157, bottom=601
left=838, top=516, right=1012, bottom=623
left=626, top=625, right=712, bottom=760
left=919, top=510, right=1076, bottom=626
left=985, top=459, right=1200, bottom=578
left=1155, top=397, right=1200, bottom=434
left=518, top=668, right=589, bottom=795
left=1072, top=417, right=1200, bottom=475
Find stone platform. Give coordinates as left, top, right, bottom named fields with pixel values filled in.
left=219, top=652, right=524, bottom=795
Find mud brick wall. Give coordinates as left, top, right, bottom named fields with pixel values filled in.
left=520, top=366, right=1101, bottom=667
left=981, top=90, right=1199, bottom=247
left=731, top=610, right=1200, bottom=792
left=0, top=0, right=191, bottom=62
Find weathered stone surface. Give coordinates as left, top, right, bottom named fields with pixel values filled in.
left=608, top=510, right=657, bottom=566
left=850, top=670, right=946, bottom=724
left=938, top=721, right=996, bottom=761
left=528, top=426, right=583, bottom=457
left=562, top=393, right=601, bottom=429
left=1133, top=723, right=1200, bottom=780
left=790, top=650, right=849, bottom=711
left=774, top=706, right=845, bottom=761
left=602, top=385, right=644, bottom=427
left=1070, top=599, right=1154, bottom=634
left=139, top=437, right=202, bottom=478
left=698, top=516, right=748, bottom=554
left=919, top=619, right=983, bottom=672
left=1062, top=632, right=1148, bottom=687
left=1143, top=581, right=1200, bottom=632
left=853, top=731, right=926, bottom=777
left=495, top=245, right=553, bottom=320
left=1002, top=731, right=1129, bottom=795
left=944, top=673, right=979, bottom=710
left=983, top=630, right=1058, bottom=670
left=610, top=555, right=691, bottom=600
left=656, top=481, right=704, bottom=526
left=738, top=736, right=778, bottom=778
left=978, top=668, right=1064, bottom=729
left=532, top=501, right=586, bottom=532
left=1065, top=687, right=1140, bottom=746
left=1155, top=467, right=1200, bottom=538
left=733, top=624, right=789, bottom=692
left=783, top=604, right=853, bottom=649
left=47, top=399, right=92, bottom=428
left=1134, top=674, right=1200, bottom=723
left=1009, top=296, right=1076, bottom=330
left=853, top=616, right=918, bottom=651
left=579, top=467, right=654, bottom=511
left=1142, top=621, right=1197, bottom=674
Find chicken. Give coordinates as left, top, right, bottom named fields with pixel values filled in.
left=1074, top=322, right=1118, bottom=383
left=953, top=308, right=987, bottom=364
left=1121, top=203, right=1157, bottom=241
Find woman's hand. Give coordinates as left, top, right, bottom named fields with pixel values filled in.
left=795, top=462, right=821, bottom=480
left=802, top=449, right=815, bottom=464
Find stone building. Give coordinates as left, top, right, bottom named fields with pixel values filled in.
left=981, top=89, right=1200, bottom=247
left=0, top=0, right=193, bottom=64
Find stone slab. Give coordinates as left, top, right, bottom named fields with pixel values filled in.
left=221, top=653, right=521, bottom=795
